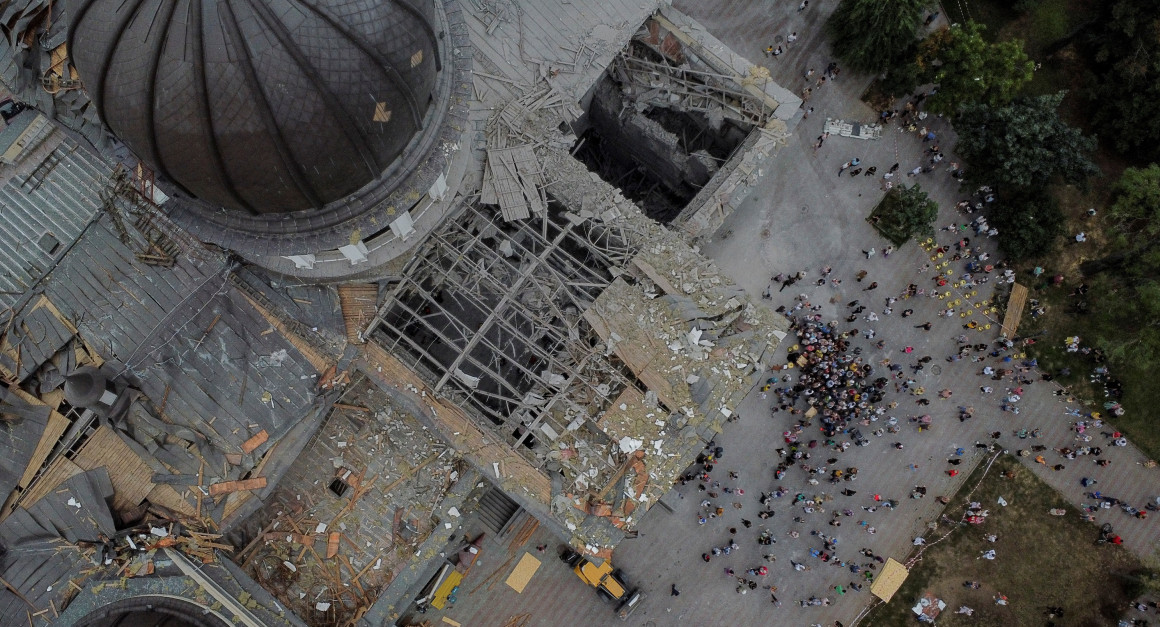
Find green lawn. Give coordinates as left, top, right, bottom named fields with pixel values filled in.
left=864, top=455, right=1145, bottom=626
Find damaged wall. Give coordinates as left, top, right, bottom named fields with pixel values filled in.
left=587, top=78, right=711, bottom=195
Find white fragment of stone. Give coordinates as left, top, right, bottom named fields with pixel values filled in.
left=619, top=436, right=643, bottom=453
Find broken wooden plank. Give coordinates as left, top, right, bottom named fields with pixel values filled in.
left=240, top=429, right=268, bottom=454
left=207, top=476, right=267, bottom=497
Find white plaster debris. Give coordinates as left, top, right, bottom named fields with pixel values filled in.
left=618, top=436, right=643, bottom=453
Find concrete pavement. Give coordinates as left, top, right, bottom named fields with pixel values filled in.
left=607, top=1, right=1160, bottom=625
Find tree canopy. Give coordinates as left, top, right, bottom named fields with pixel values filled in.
left=1085, top=0, right=1160, bottom=162
left=1109, top=164, right=1160, bottom=239
left=870, top=183, right=938, bottom=245
left=988, top=189, right=1064, bottom=261
left=917, top=21, right=1035, bottom=114
left=954, top=92, right=1097, bottom=189
left=825, top=0, right=929, bottom=73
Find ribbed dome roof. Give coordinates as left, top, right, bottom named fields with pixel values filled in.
left=68, top=0, right=440, bottom=214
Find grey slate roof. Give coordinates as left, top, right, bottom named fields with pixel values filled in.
left=0, top=132, right=108, bottom=310
left=0, top=305, right=75, bottom=382
left=0, top=387, right=50, bottom=505
left=35, top=215, right=320, bottom=472
left=0, top=468, right=115, bottom=623
left=0, top=109, right=38, bottom=153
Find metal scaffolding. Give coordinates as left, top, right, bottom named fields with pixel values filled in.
left=364, top=199, right=643, bottom=469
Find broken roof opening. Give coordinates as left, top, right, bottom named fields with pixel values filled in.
left=570, top=41, right=754, bottom=223
left=328, top=477, right=350, bottom=498
left=369, top=199, right=639, bottom=468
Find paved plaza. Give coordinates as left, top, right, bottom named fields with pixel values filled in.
left=598, top=1, right=1160, bottom=626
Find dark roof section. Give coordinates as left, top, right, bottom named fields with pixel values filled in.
left=0, top=387, right=51, bottom=504
left=36, top=215, right=320, bottom=463
left=66, top=0, right=440, bottom=214
left=0, top=468, right=115, bottom=619
left=0, top=128, right=108, bottom=311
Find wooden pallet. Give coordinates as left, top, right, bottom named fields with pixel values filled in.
left=1000, top=283, right=1029, bottom=338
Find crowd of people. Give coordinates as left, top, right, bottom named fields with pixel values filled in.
left=667, top=102, right=1159, bottom=627
left=656, top=7, right=1159, bottom=623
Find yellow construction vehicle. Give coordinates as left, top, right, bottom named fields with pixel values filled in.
left=560, top=549, right=643, bottom=619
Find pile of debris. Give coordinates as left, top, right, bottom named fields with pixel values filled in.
left=235, top=376, right=462, bottom=626
left=498, top=104, right=788, bottom=554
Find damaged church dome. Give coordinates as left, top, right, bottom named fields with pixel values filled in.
left=66, top=0, right=442, bottom=214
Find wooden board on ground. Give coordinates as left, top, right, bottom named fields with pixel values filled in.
left=870, top=557, right=909, bottom=603
left=504, top=552, right=541, bottom=593
left=1001, top=283, right=1029, bottom=338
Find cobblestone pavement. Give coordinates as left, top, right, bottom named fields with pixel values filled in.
left=608, top=1, right=1160, bottom=626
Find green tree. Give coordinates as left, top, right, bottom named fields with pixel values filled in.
left=989, top=189, right=1064, bottom=260
left=870, top=183, right=937, bottom=244
left=1090, top=277, right=1160, bottom=364
left=917, top=21, right=1035, bottom=114
left=954, top=92, right=1097, bottom=189
left=1081, top=164, right=1160, bottom=278
left=1108, top=164, right=1160, bottom=238
left=825, top=0, right=929, bottom=73
left=1085, top=0, right=1160, bottom=162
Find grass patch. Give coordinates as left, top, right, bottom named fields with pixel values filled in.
left=864, top=455, right=1142, bottom=626
left=1018, top=286, right=1160, bottom=463
left=1005, top=165, right=1160, bottom=463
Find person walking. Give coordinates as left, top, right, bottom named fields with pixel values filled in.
left=671, top=583, right=680, bottom=596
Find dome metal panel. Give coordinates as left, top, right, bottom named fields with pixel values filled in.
left=67, top=0, right=439, bottom=214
